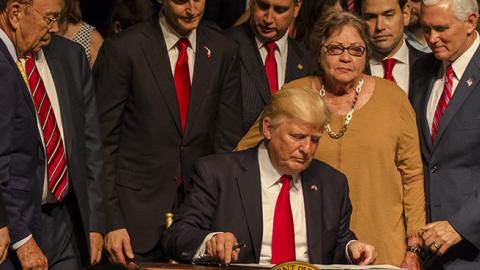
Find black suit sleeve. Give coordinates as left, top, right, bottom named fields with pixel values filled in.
left=93, top=39, right=131, bottom=232
left=79, top=46, right=106, bottom=234
left=213, top=45, right=244, bottom=152
left=0, top=197, right=6, bottom=228
left=163, top=159, right=218, bottom=261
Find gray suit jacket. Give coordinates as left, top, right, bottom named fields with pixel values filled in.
left=225, top=22, right=316, bottom=131
left=41, top=35, right=105, bottom=264
left=410, top=48, right=480, bottom=269
left=163, top=145, right=356, bottom=264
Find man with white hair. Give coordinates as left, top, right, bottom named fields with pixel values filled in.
left=410, top=0, right=480, bottom=268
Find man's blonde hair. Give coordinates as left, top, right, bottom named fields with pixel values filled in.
left=260, top=87, right=331, bottom=131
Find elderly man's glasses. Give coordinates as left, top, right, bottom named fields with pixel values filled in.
left=25, top=4, right=61, bottom=26
left=322, top=44, right=366, bottom=57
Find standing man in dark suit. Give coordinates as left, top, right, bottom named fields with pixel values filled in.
left=225, top=0, right=316, bottom=131
left=163, top=87, right=376, bottom=265
left=93, top=0, right=243, bottom=265
left=18, top=33, right=106, bottom=269
left=410, top=0, right=480, bottom=268
left=0, top=0, right=62, bottom=269
left=361, top=0, right=425, bottom=97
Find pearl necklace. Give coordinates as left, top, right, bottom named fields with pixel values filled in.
left=320, top=78, right=364, bottom=139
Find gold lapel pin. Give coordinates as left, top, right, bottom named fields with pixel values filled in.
left=297, top=64, right=304, bottom=71
left=204, top=46, right=212, bottom=59
left=310, top=185, right=318, bottom=191
left=467, top=78, right=473, bottom=87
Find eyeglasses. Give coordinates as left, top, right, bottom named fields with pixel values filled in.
left=25, top=4, right=61, bottom=26
left=322, top=44, right=366, bottom=57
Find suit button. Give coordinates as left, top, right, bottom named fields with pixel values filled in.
left=431, top=166, right=438, bottom=173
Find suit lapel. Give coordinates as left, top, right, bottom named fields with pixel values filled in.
left=238, top=24, right=271, bottom=104
left=185, top=26, right=211, bottom=134
left=42, top=47, right=74, bottom=158
left=285, top=39, right=307, bottom=83
left=141, top=18, right=183, bottom=134
left=301, top=166, right=324, bottom=260
left=432, top=50, right=480, bottom=151
left=236, top=147, right=263, bottom=262
left=420, top=61, right=441, bottom=153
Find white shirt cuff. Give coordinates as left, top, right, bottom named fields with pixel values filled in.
left=193, top=232, right=222, bottom=259
left=11, top=234, right=32, bottom=250
left=345, top=239, right=357, bottom=263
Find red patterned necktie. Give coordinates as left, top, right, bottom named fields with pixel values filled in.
left=264, top=42, right=279, bottom=95
left=25, top=53, right=69, bottom=201
left=382, top=58, right=397, bottom=83
left=348, top=0, right=356, bottom=12
left=271, top=175, right=295, bottom=264
left=431, top=64, right=454, bottom=143
left=174, top=38, right=191, bottom=131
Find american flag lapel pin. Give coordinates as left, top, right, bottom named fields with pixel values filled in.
left=467, top=78, right=473, bottom=87
left=204, top=45, right=212, bottom=59
left=310, top=184, right=318, bottom=191
left=297, top=64, right=304, bottom=71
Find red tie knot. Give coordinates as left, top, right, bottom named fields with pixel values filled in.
left=177, top=38, right=190, bottom=52
left=382, top=58, right=397, bottom=72
left=445, top=64, right=454, bottom=78
left=280, top=174, right=292, bottom=186
left=264, top=41, right=278, bottom=54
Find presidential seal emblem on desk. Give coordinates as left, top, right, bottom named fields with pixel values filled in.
left=271, top=261, right=319, bottom=270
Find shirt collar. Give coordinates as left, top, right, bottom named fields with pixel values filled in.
left=0, top=28, right=17, bottom=61
left=447, top=31, right=480, bottom=80
left=255, top=31, right=289, bottom=58
left=258, top=142, right=300, bottom=190
left=159, top=11, right=197, bottom=53
left=370, top=38, right=409, bottom=65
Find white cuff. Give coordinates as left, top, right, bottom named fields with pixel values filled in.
left=193, top=232, right=222, bottom=259
left=11, top=234, right=32, bottom=250
left=345, top=239, right=357, bottom=263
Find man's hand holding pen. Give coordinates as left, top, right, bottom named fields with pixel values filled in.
left=205, top=232, right=244, bottom=265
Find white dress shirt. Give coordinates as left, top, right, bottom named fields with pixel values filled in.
left=159, top=12, right=196, bottom=83
left=427, top=32, right=480, bottom=132
left=257, top=143, right=309, bottom=263
left=255, top=32, right=289, bottom=89
left=369, top=38, right=410, bottom=94
left=14, top=50, right=67, bottom=249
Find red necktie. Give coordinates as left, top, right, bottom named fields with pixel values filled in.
left=264, top=42, right=279, bottom=95
left=431, top=64, right=454, bottom=143
left=382, top=58, right=397, bottom=83
left=271, top=175, right=295, bottom=264
left=174, top=38, right=191, bottom=131
left=348, top=0, right=356, bottom=12
left=25, top=53, right=69, bottom=202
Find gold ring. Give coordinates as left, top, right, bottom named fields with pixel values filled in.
left=432, top=242, right=441, bottom=251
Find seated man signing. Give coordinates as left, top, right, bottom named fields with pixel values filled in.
left=163, top=87, right=376, bottom=265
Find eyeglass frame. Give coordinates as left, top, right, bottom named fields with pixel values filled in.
left=24, top=3, right=62, bottom=26
left=321, top=43, right=367, bottom=57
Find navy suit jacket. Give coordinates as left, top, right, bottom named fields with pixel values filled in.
left=225, top=22, right=316, bottom=131
left=0, top=38, right=43, bottom=256
left=163, top=146, right=356, bottom=264
left=410, top=48, right=480, bottom=269
left=41, top=36, right=105, bottom=263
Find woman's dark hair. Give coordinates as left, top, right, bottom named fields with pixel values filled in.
left=293, top=0, right=344, bottom=47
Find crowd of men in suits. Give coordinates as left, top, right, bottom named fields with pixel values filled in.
left=0, top=0, right=479, bottom=269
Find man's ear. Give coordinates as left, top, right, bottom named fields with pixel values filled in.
left=465, top=12, right=478, bottom=35
left=402, top=2, right=412, bottom=27
left=293, top=0, right=302, bottom=18
left=262, top=117, right=273, bottom=140
left=7, top=1, right=24, bottom=30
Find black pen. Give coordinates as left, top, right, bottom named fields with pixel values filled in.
left=233, top=243, right=246, bottom=250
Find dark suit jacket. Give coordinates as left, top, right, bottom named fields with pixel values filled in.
left=410, top=49, right=480, bottom=269
left=93, top=17, right=244, bottom=253
left=163, top=146, right=356, bottom=264
left=0, top=37, right=43, bottom=265
left=40, top=35, right=105, bottom=264
left=225, top=22, right=316, bottom=131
